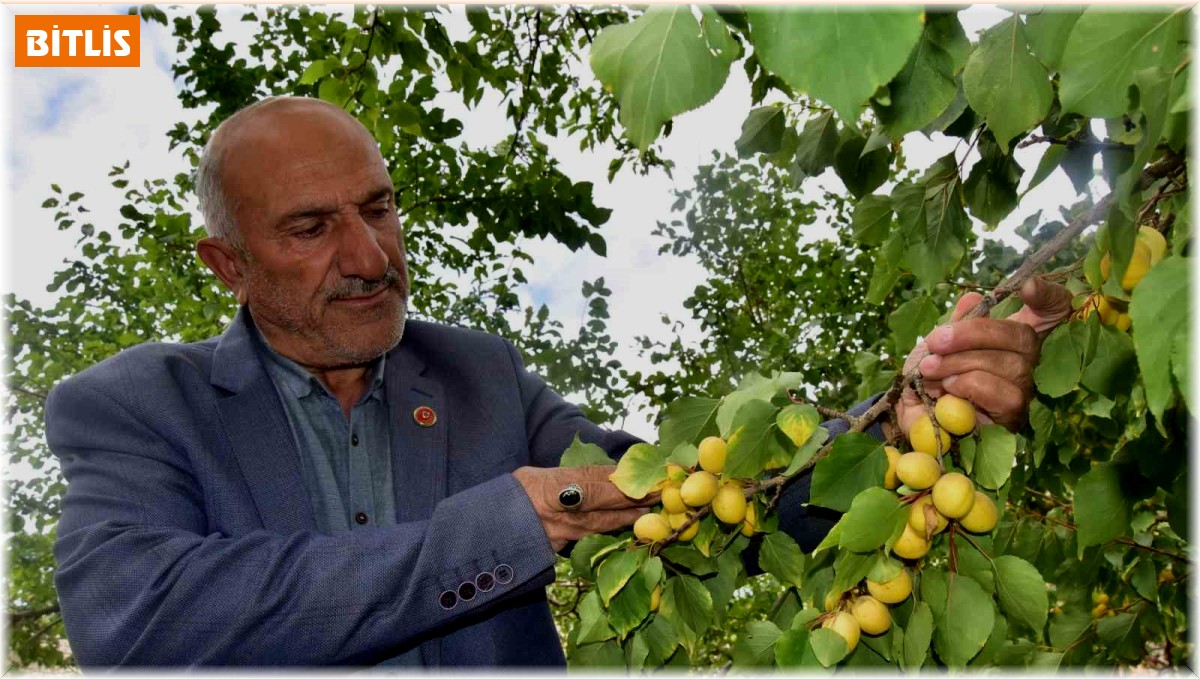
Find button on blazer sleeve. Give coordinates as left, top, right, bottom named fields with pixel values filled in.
left=47, top=358, right=556, bottom=666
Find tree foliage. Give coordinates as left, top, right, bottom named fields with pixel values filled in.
left=5, top=4, right=1191, bottom=671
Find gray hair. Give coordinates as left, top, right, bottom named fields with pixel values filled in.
left=194, top=96, right=301, bottom=251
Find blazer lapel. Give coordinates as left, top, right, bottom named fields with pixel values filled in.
left=211, top=307, right=316, bottom=533
left=385, top=340, right=447, bottom=667
left=385, top=343, right=447, bottom=524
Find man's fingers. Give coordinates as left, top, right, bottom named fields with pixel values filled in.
left=918, top=350, right=1032, bottom=387
left=951, top=292, right=984, bottom=322
left=943, top=371, right=1027, bottom=429
left=926, top=318, right=1040, bottom=358
left=573, top=481, right=658, bottom=511
left=1007, top=277, right=1074, bottom=334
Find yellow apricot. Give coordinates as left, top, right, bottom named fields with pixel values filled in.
left=1082, top=294, right=1120, bottom=326
left=665, top=463, right=688, bottom=483
left=680, top=471, right=719, bottom=507
left=931, top=473, right=975, bottom=519
left=892, top=524, right=931, bottom=560
left=1102, top=242, right=1152, bottom=291
left=908, top=495, right=949, bottom=536
left=667, top=511, right=699, bottom=541
left=959, top=492, right=999, bottom=533
left=883, top=446, right=902, bottom=490
left=851, top=596, right=892, bottom=635
left=909, top=414, right=951, bottom=456
left=661, top=482, right=688, bottom=514
left=741, top=502, right=757, bottom=537
left=1139, top=225, right=1168, bottom=264
left=633, top=513, right=672, bottom=543
left=824, top=590, right=841, bottom=612
left=650, top=584, right=662, bottom=612
left=867, top=569, right=912, bottom=604
left=934, top=395, right=976, bottom=436
left=1115, top=312, right=1132, bottom=332
left=896, top=452, right=941, bottom=490
left=697, top=436, right=728, bottom=474
left=823, top=611, right=861, bottom=652
left=712, top=483, right=748, bottom=524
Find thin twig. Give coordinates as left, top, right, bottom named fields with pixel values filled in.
left=1017, top=134, right=1133, bottom=151
left=8, top=604, right=60, bottom=625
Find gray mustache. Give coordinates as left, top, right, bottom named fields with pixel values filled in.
left=327, top=264, right=405, bottom=300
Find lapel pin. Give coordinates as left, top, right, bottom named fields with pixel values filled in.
left=413, top=405, right=437, bottom=428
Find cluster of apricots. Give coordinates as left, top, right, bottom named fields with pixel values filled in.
left=632, top=436, right=757, bottom=546
left=820, top=395, right=1000, bottom=651
left=1077, top=226, right=1168, bottom=331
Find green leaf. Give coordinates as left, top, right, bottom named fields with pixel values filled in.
left=641, top=614, right=680, bottom=666
left=888, top=294, right=940, bottom=356
left=811, top=433, right=887, bottom=512
left=1080, top=323, right=1136, bottom=397
left=831, top=550, right=878, bottom=593
left=658, top=397, right=721, bottom=453
left=660, top=575, right=714, bottom=643
left=932, top=574, right=995, bottom=667
left=596, top=549, right=645, bottom=606
left=1130, top=258, right=1189, bottom=421
left=791, top=110, right=839, bottom=179
left=774, top=626, right=820, bottom=668
left=833, top=130, right=892, bottom=198
left=299, top=57, right=340, bottom=85
left=867, top=231, right=905, bottom=304
left=776, top=404, right=820, bottom=448
left=1033, top=322, right=1089, bottom=397
left=759, top=530, right=807, bottom=590
left=732, top=621, right=782, bottom=667
left=608, top=443, right=667, bottom=499
left=560, top=433, right=614, bottom=468
left=963, top=16, right=1053, bottom=149
left=607, top=561, right=652, bottom=638
left=1024, top=8, right=1082, bottom=70
left=665, top=443, right=699, bottom=469
left=1059, top=9, right=1187, bottom=118
left=716, top=378, right=776, bottom=437
left=1131, top=558, right=1158, bottom=605
left=747, top=8, right=924, bottom=124
left=317, top=77, right=352, bottom=107
left=575, top=590, right=617, bottom=645
left=993, top=555, right=1049, bottom=639
left=590, top=6, right=737, bottom=150
left=1074, top=463, right=1132, bottom=555
left=736, top=105, right=787, bottom=157
left=570, top=640, right=624, bottom=667
left=725, top=398, right=786, bottom=479
left=903, top=602, right=934, bottom=670
left=570, top=534, right=620, bottom=580
left=1096, top=610, right=1143, bottom=661
left=961, top=425, right=1017, bottom=490
left=809, top=627, right=850, bottom=667
left=782, top=426, right=827, bottom=478
left=964, top=132, right=1023, bottom=227
left=838, top=487, right=908, bottom=552
left=878, top=12, right=971, bottom=138
left=850, top=194, right=894, bottom=246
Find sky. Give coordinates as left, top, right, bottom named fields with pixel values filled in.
left=3, top=4, right=1109, bottom=441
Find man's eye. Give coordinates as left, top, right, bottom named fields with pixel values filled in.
left=365, top=207, right=392, bottom=220
left=296, top=223, right=325, bottom=238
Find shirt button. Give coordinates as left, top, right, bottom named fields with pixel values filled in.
left=351, top=434, right=360, bottom=446
left=355, top=512, right=368, bottom=525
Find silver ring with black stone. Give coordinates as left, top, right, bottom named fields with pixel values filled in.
left=558, top=483, right=585, bottom=511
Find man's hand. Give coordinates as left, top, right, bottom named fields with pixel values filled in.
left=512, top=465, right=657, bottom=553
left=897, top=277, right=1074, bottom=434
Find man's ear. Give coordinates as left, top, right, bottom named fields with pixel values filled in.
left=197, top=237, right=249, bottom=305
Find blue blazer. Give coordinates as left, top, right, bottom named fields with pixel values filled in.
left=47, top=307, right=854, bottom=667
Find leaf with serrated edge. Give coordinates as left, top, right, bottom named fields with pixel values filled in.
left=596, top=549, right=646, bottom=606
left=658, top=397, right=721, bottom=453
left=608, top=443, right=667, bottom=499
left=963, top=16, right=1053, bottom=149
left=1130, top=259, right=1188, bottom=422
left=590, top=6, right=737, bottom=150
left=747, top=8, right=924, bottom=124
left=560, top=433, right=614, bottom=468
left=993, top=555, right=1049, bottom=639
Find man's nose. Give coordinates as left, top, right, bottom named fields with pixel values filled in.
left=334, top=212, right=389, bottom=281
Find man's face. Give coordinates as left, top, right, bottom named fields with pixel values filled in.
left=219, top=103, right=409, bottom=369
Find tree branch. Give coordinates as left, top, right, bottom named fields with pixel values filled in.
left=9, top=604, right=60, bottom=625
left=1017, top=134, right=1133, bottom=152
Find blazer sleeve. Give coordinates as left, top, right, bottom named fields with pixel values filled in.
left=47, top=371, right=559, bottom=667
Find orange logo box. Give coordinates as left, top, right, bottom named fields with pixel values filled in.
left=15, top=15, right=140, bottom=67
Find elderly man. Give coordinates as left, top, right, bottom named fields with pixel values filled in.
left=47, top=96, right=1070, bottom=667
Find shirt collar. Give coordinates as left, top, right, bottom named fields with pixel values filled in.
left=249, top=313, right=386, bottom=404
